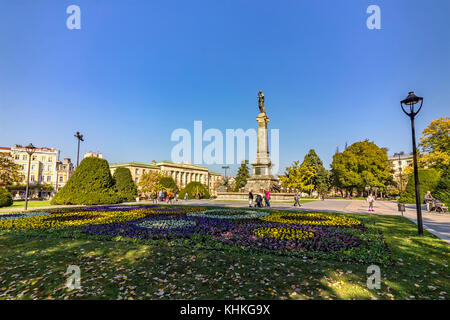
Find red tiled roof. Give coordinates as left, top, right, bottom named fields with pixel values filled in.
left=0, top=147, right=11, bottom=151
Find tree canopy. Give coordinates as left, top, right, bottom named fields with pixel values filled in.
left=233, top=160, right=250, bottom=192
left=331, top=140, right=392, bottom=194
left=139, top=170, right=164, bottom=195
left=0, top=152, right=21, bottom=186
left=280, top=160, right=316, bottom=193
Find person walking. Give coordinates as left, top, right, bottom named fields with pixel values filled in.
left=248, top=190, right=254, bottom=207
left=184, top=192, right=188, bottom=201
left=174, top=191, right=178, bottom=203
left=158, top=190, right=164, bottom=202
left=293, top=191, right=301, bottom=207
left=367, top=193, right=375, bottom=212
left=264, top=189, right=271, bottom=208
left=152, top=192, right=157, bottom=204
left=321, top=193, right=325, bottom=201
left=424, top=190, right=434, bottom=212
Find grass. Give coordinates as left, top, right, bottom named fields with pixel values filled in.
left=5, top=200, right=52, bottom=209
left=0, top=206, right=448, bottom=300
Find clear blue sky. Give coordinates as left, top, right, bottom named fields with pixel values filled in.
left=1, top=0, right=449, bottom=175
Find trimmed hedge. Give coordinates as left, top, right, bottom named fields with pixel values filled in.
left=113, top=167, right=138, bottom=201
left=51, top=157, right=123, bottom=205
left=400, top=169, right=440, bottom=204
left=434, top=168, right=449, bottom=205
left=0, top=188, right=13, bottom=208
left=179, top=182, right=210, bottom=200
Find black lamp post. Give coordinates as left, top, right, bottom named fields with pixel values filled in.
left=24, top=143, right=36, bottom=211
left=74, top=131, right=84, bottom=167
left=400, top=91, right=424, bottom=235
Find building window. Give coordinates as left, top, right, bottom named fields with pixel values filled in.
left=48, top=157, right=52, bottom=162
left=14, top=154, right=19, bottom=160
left=135, top=178, right=139, bottom=183
left=31, top=164, right=36, bottom=170
left=48, top=165, right=52, bottom=171
left=135, top=169, right=139, bottom=174
left=42, top=156, right=46, bottom=162
left=30, top=175, right=35, bottom=182
left=32, top=155, right=37, bottom=161
left=47, top=176, right=51, bottom=182
left=59, top=176, right=64, bottom=182
left=22, top=154, right=27, bottom=160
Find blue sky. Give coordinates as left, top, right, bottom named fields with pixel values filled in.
left=1, top=0, right=449, bottom=175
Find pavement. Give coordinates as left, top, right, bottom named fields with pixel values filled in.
left=1, top=198, right=449, bottom=244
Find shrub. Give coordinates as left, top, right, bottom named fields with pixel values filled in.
left=113, top=167, right=138, bottom=201
left=400, top=168, right=440, bottom=204
left=179, top=182, right=210, bottom=199
left=0, top=188, right=13, bottom=207
left=433, top=168, right=449, bottom=205
left=159, top=177, right=179, bottom=192
left=51, top=157, right=123, bottom=205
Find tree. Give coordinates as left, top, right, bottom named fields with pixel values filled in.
left=331, top=140, right=392, bottom=195
left=417, top=117, right=450, bottom=172
left=279, top=160, right=316, bottom=193
left=179, top=182, right=210, bottom=199
left=400, top=168, right=440, bottom=204
left=113, top=167, right=138, bottom=201
left=51, top=157, right=122, bottom=205
left=0, top=152, right=21, bottom=186
left=159, top=176, right=179, bottom=192
left=139, top=170, right=164, bottom=196
left=419, top=117, right=450, bottom=154
left=302, top=149, right=330, bottom=194
left=233, top=160, right=250, bottom=192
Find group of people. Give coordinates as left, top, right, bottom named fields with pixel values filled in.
left=248, top=189, right=271, bottom=208
left=151, top=190, right=189, bottom=204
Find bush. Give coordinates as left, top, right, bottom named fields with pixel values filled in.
left=0, top=188, right=13, bottom=207
left=159, top=177, right=179, bottom=192
left=179, top=182, right=210, bottom=199
left=400, top=168, right=440, bottom=204
left=433, top=168, right=449, bottom=205
left=113, top=167, right=138, bottom=201
left=51, top=157, right=123, bottom=205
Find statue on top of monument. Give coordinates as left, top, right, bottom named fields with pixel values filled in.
left=258, top=90, right=266, bottom=114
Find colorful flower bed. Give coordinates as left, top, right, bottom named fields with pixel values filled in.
left=0, top=206, right=378, bottom=258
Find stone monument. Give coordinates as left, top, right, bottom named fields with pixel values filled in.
left=245, top=90, right=280, bottom=192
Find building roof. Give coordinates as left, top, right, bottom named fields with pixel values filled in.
left=12, top=144, right=57, bottom=152
left=0, top=147, right=11, bottom=151
left=111, top=160, right=222, bottom=175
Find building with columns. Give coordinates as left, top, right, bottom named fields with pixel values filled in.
left=109, top=160, right=222, bottom=195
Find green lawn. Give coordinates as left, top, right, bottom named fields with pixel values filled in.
left=5, top=200, right=52, bottom=209
left=0, top=206, right=448, bottom=300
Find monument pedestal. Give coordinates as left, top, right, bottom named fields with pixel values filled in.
left=244, top=110, right=280, bottom=192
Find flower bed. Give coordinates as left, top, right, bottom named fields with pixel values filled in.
left=0, top=205, right=387, bottom=262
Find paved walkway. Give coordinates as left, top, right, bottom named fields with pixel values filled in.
left=1, top=199, right=449, bottom=244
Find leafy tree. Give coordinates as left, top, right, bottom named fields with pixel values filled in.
left=280, top=160, right=316, bottom=193
left=159, top=176, right=179, bottom=192
left=233, top=160, right=250, bottom=192
left=0, top=152, right=21, bottom=185
left=0, top=188, right=13, bottom=207
left=51, top=157, right=122, bottom=205
left=139, top=170, right=164, bottom=195
left=302, top=149, right=330, bottom=194
left=419, top=117, right=450, bottom=154
left=179, top=182, right=210, bottom=199
left=331, top=140, right=392, bottom=195
left=400, top=168, right=441, bottom=204
left=113, top=167, right=138, bottom=201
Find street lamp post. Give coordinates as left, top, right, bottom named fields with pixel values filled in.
left=400, top=91, right=424, bottom=235
left=24, top=143, right=36, bottom=211
left=221, top=165, right=230, bottom=190
left=74, top=131, right=84, bottom=167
